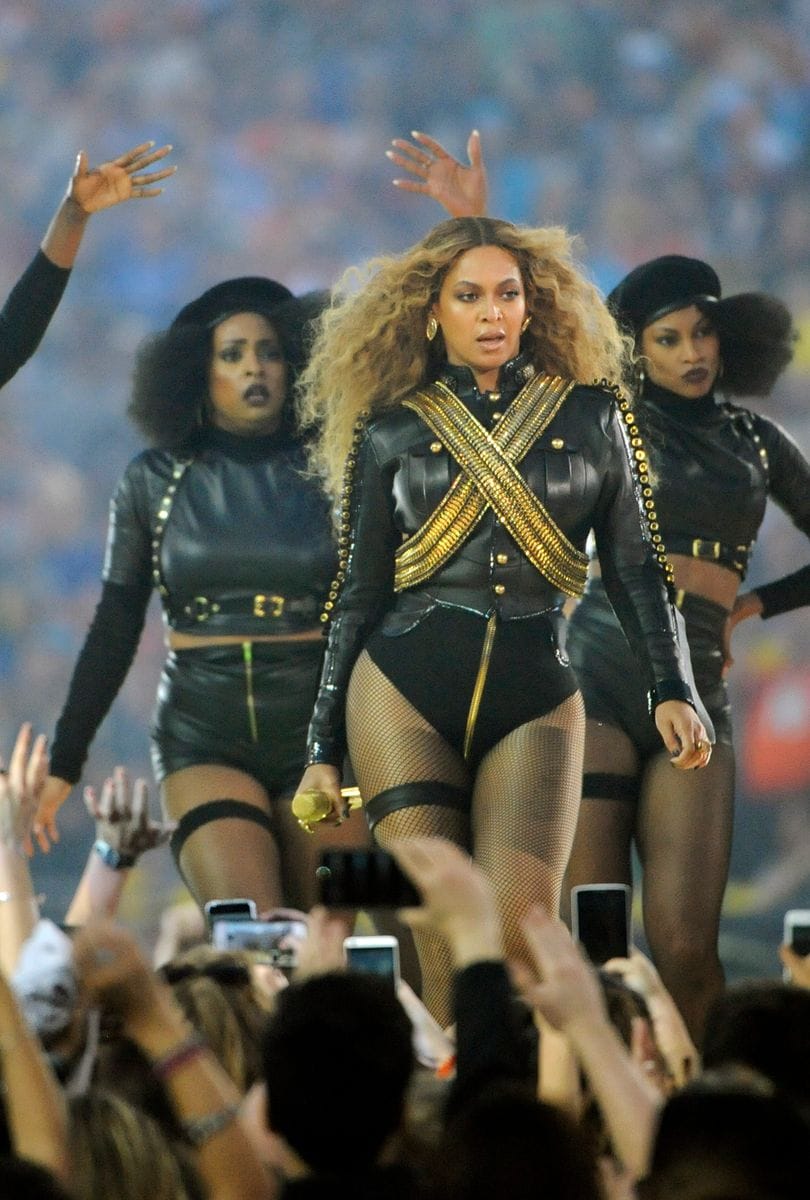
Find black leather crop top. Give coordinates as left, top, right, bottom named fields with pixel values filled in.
left=636, top=381, right=810, bottom=615
left=104, top=425, right=336, bottom=636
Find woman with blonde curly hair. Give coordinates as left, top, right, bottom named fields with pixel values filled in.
left=295, top=216, right=709, bottom=1022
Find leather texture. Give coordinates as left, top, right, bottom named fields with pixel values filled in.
left=307, top=356, right=695, bottom=767
left=103, top=426, right=336, bottom=636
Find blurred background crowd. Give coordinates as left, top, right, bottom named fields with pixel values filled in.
left=1, top=0, right=809, bottom=965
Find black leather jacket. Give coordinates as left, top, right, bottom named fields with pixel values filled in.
left=307, top=357, right=695, bottom=768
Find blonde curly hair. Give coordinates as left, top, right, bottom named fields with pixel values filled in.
left=297, top=216, right=631, bottom=498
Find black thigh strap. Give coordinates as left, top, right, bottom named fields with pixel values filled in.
left=582, top=772, right=639, bottom=804
left=364, top=780, right=469, bottom=833
left=170, top=798, right=274, bottom=865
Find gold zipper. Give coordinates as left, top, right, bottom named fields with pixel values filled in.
left=463, top=613, right=497, bottom=761
left=243, top=641, right=258, bottom=741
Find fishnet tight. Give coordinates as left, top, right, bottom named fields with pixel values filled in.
left=347, top=652, right=585, bottom=1025
left=565, top=716, right=735, bottom=1042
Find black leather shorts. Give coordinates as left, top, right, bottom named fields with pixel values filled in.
left=151, top=639, right=324, bottom=795
left=567, top=579, right=733, bottom=759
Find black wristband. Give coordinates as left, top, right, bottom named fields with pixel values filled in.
left=93, top=838, right=136, bottom=871
left=646, top=678, right=695, bottom=714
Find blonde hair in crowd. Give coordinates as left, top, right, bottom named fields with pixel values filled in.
left=297, top=216, right=631, bottom=498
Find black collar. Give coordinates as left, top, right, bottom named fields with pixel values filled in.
left=437, top=352, right=537, bottom=395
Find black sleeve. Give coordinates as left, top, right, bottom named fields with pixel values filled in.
left=0, top=250, right=71, bottom=388
left=445, top=961, right=535, bottom=1120
left=752, top=416, right=810, bottom=619
left=48, top=580, right=152, bottom=784
left=592, top=398, right=693, bottom=710
left=306, top=428, right=398, bottom=767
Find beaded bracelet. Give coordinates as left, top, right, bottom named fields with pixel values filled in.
left=183, top=1104, right=239, bottom=1148
left=151, top=1032, right=206, bottom=1080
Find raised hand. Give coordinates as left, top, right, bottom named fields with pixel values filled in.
left=387, top=129, right=488, bottom=218
left=69, top=140, right=176, bottom=213
left=84, top=766, right=175, bottom=862
left=389, top=837, right=503, bottom=966
left=0, top=723, right=49, bottom=857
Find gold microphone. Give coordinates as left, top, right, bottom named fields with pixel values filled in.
left=292, top=786, right=362, bottom=832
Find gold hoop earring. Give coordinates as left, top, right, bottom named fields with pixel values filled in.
left=426, top=315, right=438, bottom=342
left=521, top=317, right=531, bottom=333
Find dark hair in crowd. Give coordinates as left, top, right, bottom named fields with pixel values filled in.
left=261, top=971, right=414, bottom=1175
left=701, top=980, right=810, bottom=1109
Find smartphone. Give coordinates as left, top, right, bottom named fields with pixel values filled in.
left=344, top=934, right=401, bottom=986
left=783, top=909, right=810, bottom=982
left=203, top=898, right=258, bottom=926
left=211, top=918, right=307, bottom=967
left=571, top=883, right=631, bottom=965
left=318, top=849, right=421, bottom=909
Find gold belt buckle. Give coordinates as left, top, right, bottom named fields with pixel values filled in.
left=254, top=593, right=285, bottom=618
left=692, top=538, right=720, bottom=560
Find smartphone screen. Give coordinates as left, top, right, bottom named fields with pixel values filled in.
left=211, top=918, right=307, bottom=967
left=344, top=935, right=400, bottom=985
left=571, top=884, right=630, bottom=965
left=204, top=898, right=258, bottom=926
left=318, top=849, right=421, bottom=908
left=783, top=909, right=810, bottom=980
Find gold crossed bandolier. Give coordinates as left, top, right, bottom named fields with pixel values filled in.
left=395, top=372, right=589, bottom=597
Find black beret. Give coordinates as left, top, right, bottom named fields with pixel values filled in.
left=171, top=276, right=294, bottom=329
left=608, top=255, right=721, bottom=338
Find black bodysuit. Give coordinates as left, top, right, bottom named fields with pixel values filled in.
left=50, top=425, right=336, bottom=792
left=568, top=380, right=810, bottom=762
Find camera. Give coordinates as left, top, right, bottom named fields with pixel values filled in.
left=211, top=918, right=307, bottom=968
left=782, top=908, right=810, bottom=982
left=343, top=934, right=401, bottom=986
left=317, top=849, right=421, bottom=908
left=571, top=883, right=631, bottom=965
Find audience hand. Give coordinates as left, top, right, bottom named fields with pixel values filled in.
left=779, top=944, right=810, bottom=989
left=387, top=129, right=488, bottom=217
left=291, top=905, right=347, bottom=980
left=73, top=920, right=175, bottom=1039
left=68, top=141, right=176, bottom=213
left=603, top=949, right=698, bottom=1087
left=518, top=905, right=606, bottom=1033
left=0, top=723, right=49, bottom=857
left=85, top=766, right=175, bottom=864
left=389, top=837, right=502, bottom=966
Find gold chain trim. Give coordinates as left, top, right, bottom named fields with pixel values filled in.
left=593, top=378, right=675, bottom=592
left=151, top=458, right=192, bottom=598
left=397, top=375, right=588, bottom=597
left=320, top=412, right=370, bottom=627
